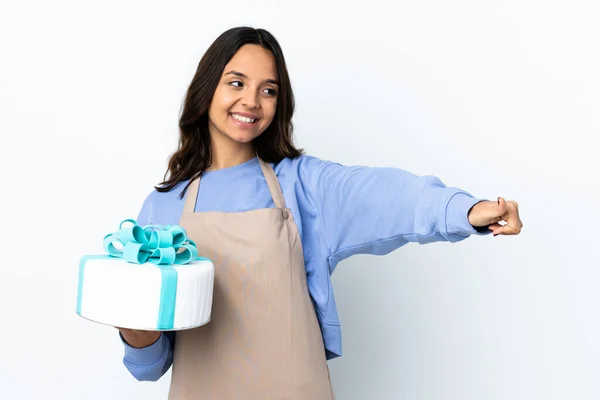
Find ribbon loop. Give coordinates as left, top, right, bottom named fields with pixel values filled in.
left=104, top=219, right=197, bottom=266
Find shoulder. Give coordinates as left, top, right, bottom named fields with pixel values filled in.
left=137, top=181, right=190, bottom=225
left=142, top=181, right=190, bottom=205
left=273, top=154, right=339, bottom=187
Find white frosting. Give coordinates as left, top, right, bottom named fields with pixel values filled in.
left=77, top=257, right=214, bottom=330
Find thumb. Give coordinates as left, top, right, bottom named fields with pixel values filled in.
left=486, top=198, right=508, bottom=226
left=496, top=197, right=508, bottom=218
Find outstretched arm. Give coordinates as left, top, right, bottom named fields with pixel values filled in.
left=313, top=162, right=510, bottom=271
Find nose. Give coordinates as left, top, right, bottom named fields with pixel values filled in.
left=241, top=89, right=259, bottom=109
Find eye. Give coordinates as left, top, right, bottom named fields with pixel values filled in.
left=263, top=88, right=277, bottom=96
left=229, top=81, right=243, bottom=88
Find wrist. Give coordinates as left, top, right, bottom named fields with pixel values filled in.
left=119, top=330, right=161, bottom=348
left=468, top=200, right=492, bottom=232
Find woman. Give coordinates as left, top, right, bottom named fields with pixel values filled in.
left=117, top=27, right=523, bottom=399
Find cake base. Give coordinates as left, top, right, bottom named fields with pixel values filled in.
left=76, top=256, right=214, bottom=331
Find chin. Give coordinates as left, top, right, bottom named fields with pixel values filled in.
left=227, top=133, right=259, bottom=144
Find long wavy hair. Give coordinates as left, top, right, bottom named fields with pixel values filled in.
left=156, top=27, right=303, bottom=198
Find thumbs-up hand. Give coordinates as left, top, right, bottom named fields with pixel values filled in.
left=468, top=197, right=523, bottom=237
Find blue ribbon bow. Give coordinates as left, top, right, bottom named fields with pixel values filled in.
left=103, top=219, right=198, bottom=265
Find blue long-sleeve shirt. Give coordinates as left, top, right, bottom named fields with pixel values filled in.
left=121, top=155, right=490, bottom=381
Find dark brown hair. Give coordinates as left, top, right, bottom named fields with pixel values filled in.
left=156, top=27, right=303, bottom=198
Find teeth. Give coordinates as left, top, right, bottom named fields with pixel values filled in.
left=232, top=114, right=255, bottom=123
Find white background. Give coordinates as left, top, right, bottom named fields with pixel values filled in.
left=1, top=0, right=598, bottom=399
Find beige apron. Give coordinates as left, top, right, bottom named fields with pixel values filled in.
left=169, top=158, right=335, bottom=399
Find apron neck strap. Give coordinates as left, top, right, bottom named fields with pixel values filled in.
left=181, top=157, right=287, bottom=214
left=182, top=175, right=200, bottom=214
left=257, top=157, right=286, bottom=209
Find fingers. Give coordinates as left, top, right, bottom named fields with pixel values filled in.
left=488, top=223, right=503, bottom=236
left=511, top=201, right=524, bottom=229
left=505, top=199, right=524, bottom=231
left=490, top=202, right=523, bottom=236
left=491, top=223, right=521, bottom=236
left=487, top=198, right=524, bottom=237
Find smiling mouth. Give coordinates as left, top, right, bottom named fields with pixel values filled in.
left=230, top=113, right=259, bottom=124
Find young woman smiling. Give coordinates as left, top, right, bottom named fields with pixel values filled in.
left=116, top=27, right=523, bottom=399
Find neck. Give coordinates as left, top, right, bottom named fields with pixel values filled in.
left=207, top=135, right=256, bottom=171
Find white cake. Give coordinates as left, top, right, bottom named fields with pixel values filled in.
left=76, top=256, right=214, bottom=330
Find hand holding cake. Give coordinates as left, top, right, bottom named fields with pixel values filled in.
left=116, top=327, right=162, bottom=348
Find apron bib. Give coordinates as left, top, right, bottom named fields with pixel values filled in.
left=168, top=158, right=335, bottom=399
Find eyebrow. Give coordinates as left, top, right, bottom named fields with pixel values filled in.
left=224, top=70, right=279, bottom=85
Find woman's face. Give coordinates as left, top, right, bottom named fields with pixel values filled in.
left=208, top=44, right=279, bottom=145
